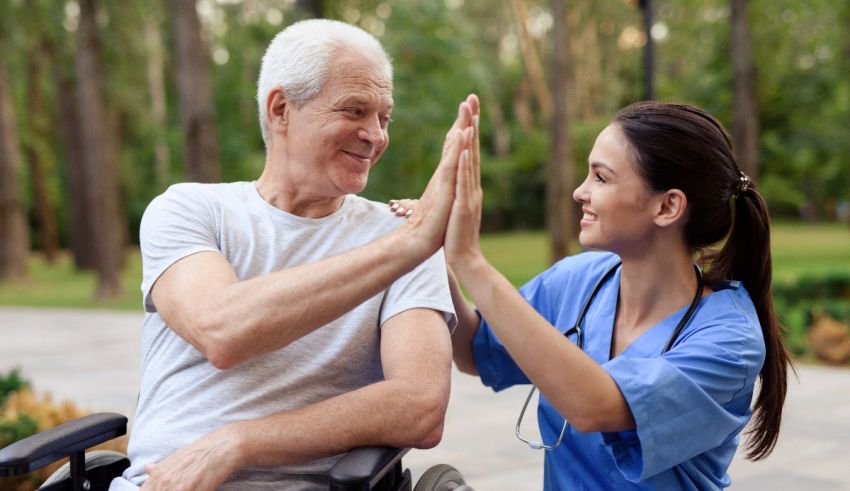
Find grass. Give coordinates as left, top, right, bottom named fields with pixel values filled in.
left=0, top=249, right=143, bottom=310
left=769, top=220, right=850, bottom=283
left=0, top=221, right=848, bottom=310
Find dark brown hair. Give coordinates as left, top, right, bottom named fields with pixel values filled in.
left=612, top=101, right=791, bottom=460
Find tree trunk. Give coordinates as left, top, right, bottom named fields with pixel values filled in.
left=171, top=0, right=221, bottom=183
left=639, top=0, right=656, bottom=101
left=513, top=78, right=536, bottom=130
left=54, top=62, right=96, bottom=269
left=25, top=43, right=59, bottom=262
left=145, top=17, right=170, bottom=187
left=730, top=0, right=759, bottom=181
left=0, top=37, right=29, bottom=280
left=510, top=0, right=553, bottom=120
left=77, top=0, right=125, bottom=298
left=547, top=0, right=578, bottom=263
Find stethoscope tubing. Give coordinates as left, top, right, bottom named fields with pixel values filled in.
left=516, top=260, right=705, bottom=451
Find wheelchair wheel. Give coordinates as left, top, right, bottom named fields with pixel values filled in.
left=413, top=464, right=472, bottom=491
left=41, top=450, right=129, bottom=490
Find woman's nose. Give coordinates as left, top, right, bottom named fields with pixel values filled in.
left=573, top=179, right=588, bottom=203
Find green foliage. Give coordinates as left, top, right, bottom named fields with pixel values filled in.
left=773, top=272, right=850, bottom=357
left=0, top=368, right=30, bottom=408
left=2, top=0, right=849, bottom=257
left=0, top=368, right=37, bottom=448
left=0, top=413, right=39, bottom=449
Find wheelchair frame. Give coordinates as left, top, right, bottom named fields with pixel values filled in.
left=0, top=412, right=416, bottom=491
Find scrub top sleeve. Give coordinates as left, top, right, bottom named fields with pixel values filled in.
left=473, top=267, right=557, bottom=391
left=600, top=321, right=760, bottom=481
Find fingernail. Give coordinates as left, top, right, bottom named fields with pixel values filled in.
left=405, top=209, right=413, bottom=217
left=473, top=115, right=479, bottom=129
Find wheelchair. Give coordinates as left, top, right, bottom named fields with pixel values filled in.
left=0, top=412, right=472, bottom=491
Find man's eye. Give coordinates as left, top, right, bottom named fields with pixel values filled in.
left=346, top=108, right=363, bottom=117
left=381, top=116, right=393, bottom=127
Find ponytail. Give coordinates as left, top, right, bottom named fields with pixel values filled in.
left=705, top=187, right=794, bottom=460
left=613, top=101, right=792, bottom=461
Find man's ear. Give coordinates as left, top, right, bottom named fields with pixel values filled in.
left=653, top=189, right=687, bottom=228
left=266, top=87, right=290, bottom=134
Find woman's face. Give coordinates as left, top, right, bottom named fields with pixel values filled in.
left=572, top=124, right=660, bottom=255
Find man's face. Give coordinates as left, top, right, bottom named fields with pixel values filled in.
left=283, top=49, right=393, bottom=198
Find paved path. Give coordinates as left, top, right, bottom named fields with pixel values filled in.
left=2, top=307, right=849, bottom=489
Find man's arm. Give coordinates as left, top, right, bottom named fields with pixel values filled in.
left=151, top=104, right=475, bottom=371
left=142, top=308, right=452, bottom=491
left=151, top=231, right=427, bottom=369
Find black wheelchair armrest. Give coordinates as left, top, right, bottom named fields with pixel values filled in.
left=328, top=446, right=409, bottom=491
left=0, top=412, right=127, bottom=477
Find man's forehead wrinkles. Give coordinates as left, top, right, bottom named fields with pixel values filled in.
left=330, top=78, right=392, bottom=104
left=338, top=74, right=392, bottom=91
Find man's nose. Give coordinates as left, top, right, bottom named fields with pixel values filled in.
left=358, top=114, right=386, bottom=147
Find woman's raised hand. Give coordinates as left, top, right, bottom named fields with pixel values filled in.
left=398, top=95, right=478, bottom=260
left=444, top=95, right=485, bottom=274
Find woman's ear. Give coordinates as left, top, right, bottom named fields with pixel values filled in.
left=653, top=189, right=687, bottom=228
left=266, top=87, right=289, bottom=134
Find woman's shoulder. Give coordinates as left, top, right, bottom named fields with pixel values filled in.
left=687, top=281, right=765, bottom=358
left=700, top=281, right=759, bottom=326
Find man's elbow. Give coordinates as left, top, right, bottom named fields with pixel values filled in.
left=415, top=420, right=445, bottom=449
left=189, top=314, right=241, bottom=370
left=406, top=392, right=448, bottom=449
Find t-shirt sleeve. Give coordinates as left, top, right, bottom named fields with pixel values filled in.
left=599, top=298, right=764, bottom=481
left=379, top=248, right=457, bottom=331
left=139, top=184, right=221, bottom=313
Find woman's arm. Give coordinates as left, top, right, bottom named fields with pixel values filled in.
left=452, top=256, right=633, bottom=432
left=440, top=101, right=634, bottom=432
left=447, top=267, right=481, bottom=375
left=387, top=200, right=481, bottom=375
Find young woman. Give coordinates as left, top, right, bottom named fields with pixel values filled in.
left=398, top=96, right=791, bottom=489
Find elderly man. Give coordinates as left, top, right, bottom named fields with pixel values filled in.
left=111, top=19, right=477, bottom=491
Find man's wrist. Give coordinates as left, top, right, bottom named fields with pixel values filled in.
left=217, top=421, right=251, bottom=472
left=391, top=222, right=437, bottom=265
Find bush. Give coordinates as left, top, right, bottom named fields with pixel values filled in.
left=0, top=368, right=29, bottom=408
left=0, top=370, right=128, bottom=490
left=773, top=272, right=850, bottom=362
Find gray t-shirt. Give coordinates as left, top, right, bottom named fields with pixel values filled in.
left=113, top=182, right=455, bottom=490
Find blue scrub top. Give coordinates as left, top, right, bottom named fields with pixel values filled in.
left=473, top=252, right=766, bottom=490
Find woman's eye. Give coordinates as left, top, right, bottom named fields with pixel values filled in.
left=594, top=172, right=606, bottom=183
left=346, top=108, right=362, bottom=117
left=380, top=116, right=393, bottom=128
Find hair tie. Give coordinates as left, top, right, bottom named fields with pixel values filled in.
left=734, top=172, right=752, bottom=199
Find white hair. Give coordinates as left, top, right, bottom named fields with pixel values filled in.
left=256, top=19, right=393, bottom=146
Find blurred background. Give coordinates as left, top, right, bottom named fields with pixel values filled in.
left=0, top=0, right=849, bottom=488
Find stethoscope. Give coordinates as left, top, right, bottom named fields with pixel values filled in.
left=515, top=260, right=705, bottom=451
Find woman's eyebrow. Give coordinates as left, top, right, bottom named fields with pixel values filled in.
left=590, top=161, right=617, bottom=175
